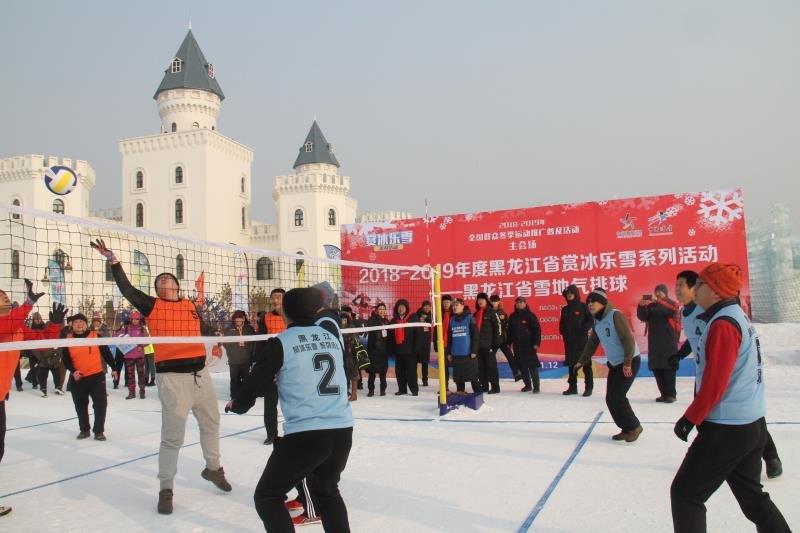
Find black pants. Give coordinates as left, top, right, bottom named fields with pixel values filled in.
left=24, top=354, right=38, bottom=387
left=264, top=382, right=279, bottom=439
left=69, top=373, right=108, bottom=434
left=567, top=361, right=593, bottom=390
left=394, top=354, right=418, bottom=394
left=498, top=344, right=521, bottom=377
left=37, top=366, right=63, bottom=393
left=519, top=354, right=540, bottom=390
left=763, top=430, right=780, bottom=461
left=13, top=360, right=22, bottom=389
left=255, top=427, right=352, bottom=532
left=367, top=369, right=387, bottom=393
left=295, top=476, right=318, bottom=518
left=671, top=417, right=789, bottom=533
left=229, top=363, right=250, bottom=400
left=653, top=367, right=677, bottom=399
left=477, top=348, right=499, bottom=392
left=0, top=400, right=5, bottom=463
left=606, top=357, right=641, bottom=432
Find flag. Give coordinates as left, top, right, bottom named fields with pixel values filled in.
left=323, top=244, right=342, bottom=290
left=195, top=272, right=205, bottom=304
left=233, top=253, right=249, bottom=313
left=131, top=250, right=151, bottom=294
left=47, top=259, right=66, bottom=305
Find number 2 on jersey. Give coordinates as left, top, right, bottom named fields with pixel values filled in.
left=313, top=352, right=340, bottom=396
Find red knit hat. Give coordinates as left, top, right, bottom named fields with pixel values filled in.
left=698, top=262, right=742, bottom=299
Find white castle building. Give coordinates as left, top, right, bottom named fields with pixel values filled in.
left=0, top=29, right=409, bottom=313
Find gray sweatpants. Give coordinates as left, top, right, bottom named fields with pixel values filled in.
left=156, top=368, right=221, bottom=490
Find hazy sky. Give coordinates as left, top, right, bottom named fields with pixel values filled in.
left=2, top=1, right=798, bottom=229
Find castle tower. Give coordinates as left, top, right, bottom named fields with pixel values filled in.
left=119, top=29, right=253, bottom=253
left=273, top=121, right=357, bottom=257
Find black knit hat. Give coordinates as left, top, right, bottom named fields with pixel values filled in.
left=586, top=288, right=608, bottom=305
left=441, top=294, right=452, bottom=302
left=282, top=288, right=324, bottom=323
left=70, top=313, right=88, bottom=323
left=154, top=272, right=180, bottom=292
left=476, top=292, right=489, bottom=304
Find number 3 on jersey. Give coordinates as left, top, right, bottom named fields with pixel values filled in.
left=314, top=352, right=340, bottom=396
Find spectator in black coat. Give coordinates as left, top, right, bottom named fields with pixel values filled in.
left=474, top=293, right=502, bottom=394
left=365, top=303, right=390, bottom=396
left=222, top=310, right=257, bottom=400
left=559, top=285, right=594, bottom=396
left=637, top=283, right=680, bottom=403
left=389, top=299, right=417, bottom=396
left=507, top=297, right=542, bottom=393
left=411, top=301, right=433, bottom=386
left=490, top=295, right=522, bottom=381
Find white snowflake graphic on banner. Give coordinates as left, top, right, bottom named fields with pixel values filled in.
left=688, top=228, right=696, bottom=237
left=696, top=190, right=744, bottom=227
left=684, top=195, right=696, bottom=206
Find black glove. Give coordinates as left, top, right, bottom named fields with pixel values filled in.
left=668, top=353, right=680, bottom=371
left=674, top=416, right=694, bottom=442
left=224, top=403, right=232, bottom=414
left=24, top=278, right=45, bottom=304
left=49, top=303, right=68, bottom=324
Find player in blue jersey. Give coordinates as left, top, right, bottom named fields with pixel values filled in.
left=227, top=288, right=354, bottom=532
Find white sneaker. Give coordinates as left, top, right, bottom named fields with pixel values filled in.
left=55, top=388, right=65, bottom=396
left=41, top=390, right=48, bottom=398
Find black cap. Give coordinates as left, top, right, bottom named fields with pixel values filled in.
left=283, top=288, right=324, bottom=323
left=70, top=313, right=88, bottom=323
left=586, top=288, right=608, bottom=305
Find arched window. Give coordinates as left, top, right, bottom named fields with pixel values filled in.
left=295, top=251, right=305, bottom=274
left=171, top=58, right=182, bottom=73
left=135, top=203, right=144, bottom=227
left=11, top=198, right=20, bottom=220
left=52, top=199, right=65, bottom=214
left=175, top=166, right=183, bottom=184
left=294, top=209, right=304, bottom=227
left=176, top=254, right=185, bottom=280
left=256, top=257, right=273, bottom=281
left=241, top=176, right=246, bottom=194
left=53, top=249, right=67, bottom=269
left=171, top=122, right=177, bottom=133
left=11, top=250, right=20, bottom=279
left=174, top=199, right=184, bottom=224
left=328, top=208, right=337, bottom=226
left=192, top=122, right=199, bottom=129
left=241, top=206, right=247, bottom=230
left=135, top=170, right=144, bottom=189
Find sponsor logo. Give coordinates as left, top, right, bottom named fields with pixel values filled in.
left=616, top=213, right=643, bottom=239
left=366, top=230, right=413, bottom=251
left=648, top=210, right=675, bottom=236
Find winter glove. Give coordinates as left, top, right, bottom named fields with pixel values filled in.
left=674, top=416, right=694, bottom=442
left=24, top=278, right=45, bottom=304
left=49, top=303, right=68, bottom=324
left=90, top=239, right=118, bottom=264
left=668, top=353, right=680, bottom=371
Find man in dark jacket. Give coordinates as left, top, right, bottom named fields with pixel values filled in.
left=389, top=299, right=417, bottom=396
left=474, top=293, right=502, bottom=394
left=365, top=303, right=389, bottom=396
left=490, top=295, right=522, bottom=381
left=222, top=310, right=256, bottom=400
left=559, top=285, right=594, bottom=396
left=411, top=301, right=433, bottom=386
left=637, top=283, right=680, bottom=402
left=507, top=297, right=542, bottom=393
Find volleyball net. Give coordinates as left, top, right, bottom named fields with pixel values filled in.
left=0, top=203, right=435, bottom=354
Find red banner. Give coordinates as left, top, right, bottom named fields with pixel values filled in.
left=341, top=189, right=749, bottom=373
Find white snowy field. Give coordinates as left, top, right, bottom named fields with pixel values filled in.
left=1, top=324, right=798, bottom=532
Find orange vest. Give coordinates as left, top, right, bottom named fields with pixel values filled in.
left=264, top=312, right=286, bottom=334
left=68, top=331, right=103, bottom=376
left=147, top=299, right=205, bottom=363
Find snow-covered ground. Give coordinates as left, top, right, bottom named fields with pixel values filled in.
left=1, top=324, right=798, bottom=532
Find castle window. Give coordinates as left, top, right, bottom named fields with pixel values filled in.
left=175, top=199, right=184, bottom=224
left=11, top=250, right=20, bottom=279
left=135, top=203, right=144, bottom=227
left=294, top=209, right=304, bottom=227
left=328, top=209, right=336, bottom=226
left=171, top=58, right=182, bottom=73
left=241, top=176, right=246, bottom=193
left=171, top=122, right=177, bottom=133
left=256, top=257, right=273, bottom=280
left=241, top=206, right=247, bottom=230
left=175, top=166, right=183, bottom=184
left=176, top=254, right=185, bottom=280
left=135, top=170, right=144, bottom=189
left=295, top=251, right=305, bottom=274
left=11, top=198, right=20, bottom=220
left=207, top=64, right=215, bottom=78
left=52, top=199, right=65, bottom=214
left=304, top=142, right=313, bottom=153
left=327, top=143, right=333, bottom=153
left=192, top=122, right=199, bottom=129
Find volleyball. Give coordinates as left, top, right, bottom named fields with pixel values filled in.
left=43, top=165, right=78, bottom=195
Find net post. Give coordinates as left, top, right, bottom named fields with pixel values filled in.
left=433, top=264, right=447, bottom=407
